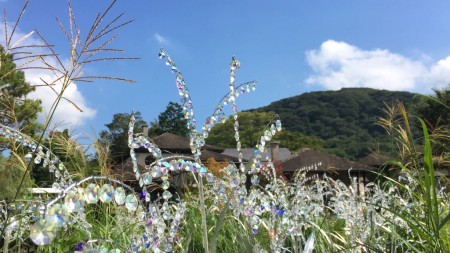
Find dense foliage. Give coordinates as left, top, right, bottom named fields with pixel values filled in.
left=148, top=102, right=189, bottom=137
left=0, top=46, right=42, bottom=145
left=100, top=102, right=189, bottom=163
left=253, top=88, right=419, bottom=159
left=99, top=111, right=147, bottom=162
left=416, top=84, right=450, bottom=171
left=0, top=154, right=34, bottom=200
left=207, top=111, right=324, bottom=151
left=0, top=47, right=41, bottom=200
left=417, top=84, right=450, bottom=128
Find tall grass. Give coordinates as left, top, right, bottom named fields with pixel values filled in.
left=3, top=82, right=449, bottom=253
left=1, top=0, right=135, bottom=250
left=375, top=102, right=450, bottom=252
left=1, top=1, right=450, bottom=253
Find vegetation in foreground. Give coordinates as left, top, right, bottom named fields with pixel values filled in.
left=0, top=1, right=449, bottom=253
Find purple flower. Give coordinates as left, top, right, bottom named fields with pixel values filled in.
left=74, top=242, right=83, bottom=251
left=275, top=208, right=284, bottom=216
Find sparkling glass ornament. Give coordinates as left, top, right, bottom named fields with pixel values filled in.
left=251, top=175, right=259, bottom=185
left=151, top=167, right=161, bottom=178
left=99, top=184, right=115, bottom=203
left=24, top=153, right=32, bottom=162
left=142, top=172, right=152, bottom=185
left=264, top=130, right=272, bottom=141
left=29, top=220, right=57, bottom=245
left=158, top=50, right=166, bottom=59
left=114, top=187, right=126, bottom=205
left=65, top=190, right=84, bottom=213
left=34, top=155, right=42, bottom=164
left=161, top=180, right=170, bottom=190
left=125, top=194, right=138, bottom=212
left=162, top=191, right=172, bottom=200
left=270, top=124, right=277, bottom=135
left=275, top=119, right=282, bottom=131
left=48, top=204, right=68, bottom=229
left=84, top=184, right=99, bottom=204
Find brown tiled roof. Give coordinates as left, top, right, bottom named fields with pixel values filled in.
left=282, top=149, right=376, bottom=173
left=110, top=133, right=232, bottom=182
left=222, top=148, right=292, bottom=162
left=150, top=133, right=224, bottom=152
left=110, top=150, right=239, bottom=183
left=152, top=133, right=191, bottom=150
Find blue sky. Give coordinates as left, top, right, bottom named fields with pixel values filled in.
left=2, top=0, right=450, bottom=140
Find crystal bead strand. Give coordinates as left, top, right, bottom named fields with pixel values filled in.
left=0, top=124, right=71, bottom=188
left=127, top=113, right=162, bottom=184
left=248, top=115, right=282, bottom=176
left=229, top=56, right=246, bottom=172
left=201, top=80, right=256, bottom=141
left=158, top=49, right=202, bottom=158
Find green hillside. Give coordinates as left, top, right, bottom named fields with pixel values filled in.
left=252, top=88, right=420, bottom=159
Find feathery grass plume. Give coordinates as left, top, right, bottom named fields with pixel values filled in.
left=11, top=0, right=135, bottom=197
left=374, top=101, right=450, bottom=252
left=1, top=0, right=137, bottom=246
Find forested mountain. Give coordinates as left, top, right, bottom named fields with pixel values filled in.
left=206, top=111, right=325, bottom=152
left=252, top=88, right=420, bottom=159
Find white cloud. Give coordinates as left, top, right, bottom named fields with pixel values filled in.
left=424, top=56, right=450, bottom=86
left=305, top=40, right=450, bottom=93
left=25, top=71, right=97, bottom=128
left=154, top=33, right=169, bottom=46
left=1, top=23, right=96, bottom=128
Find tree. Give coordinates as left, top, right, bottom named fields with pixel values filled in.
left=207, top=111, right=324, bottom=151
left=207, top=111, right=274, bottom=148
left=0, top=46, right=42, bottom=151
left=416, top=84, right=450, bottom=166
left=0, top=154, right=34, bottom=200
left=148, top=102, right=189, bottom=137
left=274, top=130, right=324, bottom=151
left=254, top=88, right=419, bottom=158
left=417, top=84, right=450, bottom=128
left=100, top=103, right=187, bottom=163
left=100, top=111, right=146, bottom=162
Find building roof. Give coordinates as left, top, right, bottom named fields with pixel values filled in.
left=111, top=133, right=237, bottom=183
left=152, top=133, right=223, bottom=153
left=136, top=133, right=224, bottom=153
left=152, top=133, right=191, bottom=150
left=110, top=150, right=238, bottom=183
left=222, top=148, right=292, bottom=162
left=282, top=148, right=376, bottom=173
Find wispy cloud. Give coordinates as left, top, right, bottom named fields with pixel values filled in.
left=305, top=40, right=450, bottom=93
left=154, top=33, right=170, bottom=46
left=0, top=24, right=97, bottom=128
